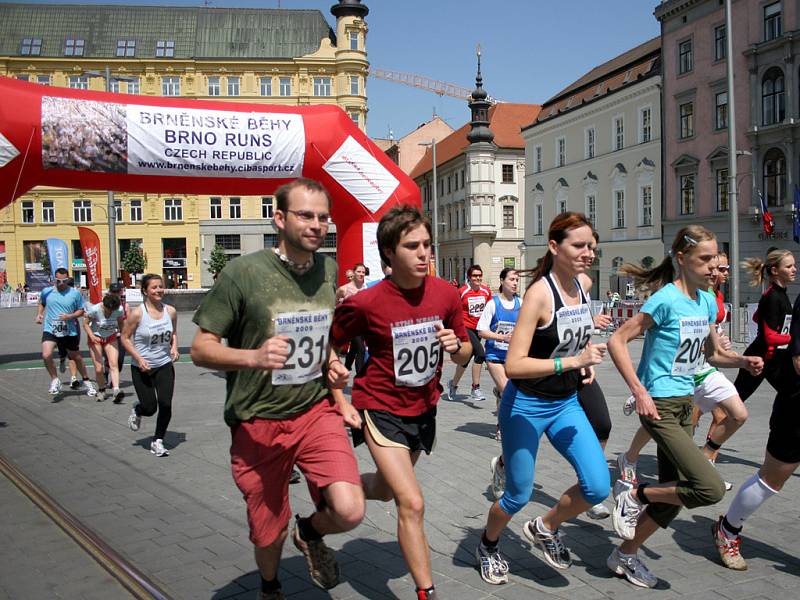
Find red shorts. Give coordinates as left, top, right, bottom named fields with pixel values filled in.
left=99, top=333, right=119, bottom=346
left=230, top=397, right=361, bottom=548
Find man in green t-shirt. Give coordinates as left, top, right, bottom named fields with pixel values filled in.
left=191, top=178, right=364, bottom=600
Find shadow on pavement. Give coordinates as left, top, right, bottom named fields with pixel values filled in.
left=132, top=431, right=187, bottom=451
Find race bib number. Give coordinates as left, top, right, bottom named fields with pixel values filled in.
left=467, top=295, right=486, bottom=318
left=493, top=320, right=515, bottom=351
left=778, top=314, right=792, bottom=350
left=392, top=320, right=442, bottom=387
left=51, top=319, right=68, bottom=337
left=551, top=304, right=593, bottom=358
left=672, top=317, right=708, bottom=375
left=148, top=329, right=172, bottom=347
left=272, top=309, right=330, bottom=386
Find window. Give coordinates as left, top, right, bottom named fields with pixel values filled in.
left=42, top=201, right=54, bottom=223
left=279, top=77, right=291, bottom=96
left=715, top=92, right=728, bottom=129
left=261, top=196, right=274, bottom=219
left=208, top=76, right=220, bottom=96
left=260, top=77, right=272, bottom=96
left=20, top=38, right=42, bottom=56
left=460, top=170, right=465, bottom=188
left=109, top=80, right=120, bottom=94
left=313, top=77, right=332, bottom=96
left=129, top=199, right=142, bottom=222
left=640, top=107, right=652, bottom=143
left=680, top=174, right=695, bottom=214
left=64, top=38, right=85, bottom=56
left=127, top=78, right=140, bottom=95
left=641, top=185, right=653, bottom=226
left=763, top=148, right=786, bottom=207
left=614, top=190, right=625, bottom=228
left=162, top=76, right=180, bottom=96
left=714, top=25, right=726, bottom=61
left=16, top=74, right=29, bottom=81
left=349, top=31, right=358, bottom=50
left=349, top=112, right=359, bottom=126
left=322, top=232, right=337, bottom=249
left=37, top=75, right=51, bottom=86
left=227, top=76, right=240, bottom=96
left=764, top=2, right=782, bottom=41
left=156, top=40, right=175, bottom=57
left=678, top=39, right=693, bottom=74
left=503, top=205, right=515, bottom=228
left=73, top=200, right=92, bottom=223
left=502, top=164, right=514, bottom=183
left=114, top=199, right=122, bottom=223
left=679, top=102, right=694, bottom=138
left=264, top=233, right=279, bottom=248
left=585, top=127, right=596, bottom=159
left=209, top=197, right=222, bottom=219
left=164, top=198, right=182, bottom=221
left=535, top=203, right=543, bottom=235
left=556, top=137, right=566, bottom=167
left=462, top=206, right=467, bottom=227
left=534, top=145, right=542, bottom=173
left=215, top=234, right=241, bottom=250
left=350, top=75, right=359, bottom=95
left=21, top=201, right=34, bottom=223
left=613, top=116, right=624, bottom=150
left=116, top=40, right=136, bottom=57
left=762, top=68, right=785, bottom=125
left=229, top=197, right=241, bottom=219
left=716, top=168, right=729, bottom=211
left=585, top=195, right=597, bottom=226
left=447, top=176, right=451, bottom=194
left=68, top=76, right=88, bottom=90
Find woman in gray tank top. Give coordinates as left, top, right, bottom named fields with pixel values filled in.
left=120, top=274, right=178, bottom=457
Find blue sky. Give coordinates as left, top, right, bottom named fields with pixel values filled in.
left=10, top=0, right=661, bottom=139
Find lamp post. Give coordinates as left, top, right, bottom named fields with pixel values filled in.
left=419, top=139, right=439, bottom=275
left=725, top=0, right=741, bottom=341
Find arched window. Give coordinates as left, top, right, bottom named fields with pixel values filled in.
left=762, top=68, right=785, bottom=125
left=612, top=257, right=624, bottom=273
left=763, top=148, right=786, bottom=206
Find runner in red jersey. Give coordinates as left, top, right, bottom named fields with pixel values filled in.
left=447, top=265, right=492, bottom=401
left=331, top=205, right=471, bottom=600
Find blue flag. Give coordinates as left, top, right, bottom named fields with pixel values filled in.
left=794, top=187, right=800, bottom=244
left=45, top=237, right=69, bottom=277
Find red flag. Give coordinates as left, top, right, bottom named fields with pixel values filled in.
left=759, top=190, right=775, bottom=236
left=77, top=226, right=103, bottom=304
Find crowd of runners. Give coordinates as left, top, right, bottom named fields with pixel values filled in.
left=33, top=176, right=800, bottom=599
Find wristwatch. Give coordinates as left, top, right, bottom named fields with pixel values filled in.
left=449, top=339, right=463, bottom=355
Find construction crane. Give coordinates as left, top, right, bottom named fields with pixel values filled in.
left=368, top=67, right=499, bottom=103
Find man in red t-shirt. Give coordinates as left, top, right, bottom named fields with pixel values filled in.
left=448, top=265, right=492, bottom=401
left=331, top=205, right=471, bottom=600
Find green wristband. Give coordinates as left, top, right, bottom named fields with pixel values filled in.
left=554, top=357, right=563, bottom=375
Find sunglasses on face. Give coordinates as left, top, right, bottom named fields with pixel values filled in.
left=718, top=266, right=731, bottom=273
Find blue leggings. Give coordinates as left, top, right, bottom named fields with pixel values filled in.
left=498, top=381, right=610, bottom=515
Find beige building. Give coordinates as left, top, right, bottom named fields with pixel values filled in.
left=0, top=1, right=369, bottom=289
left=522, top=38, right=664, bottom=299
left=377, top=116, right=455, bottom=175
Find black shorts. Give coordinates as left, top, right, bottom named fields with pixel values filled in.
left=41, top=332, right=80, bottom=354
left=353, top=407, right=437, bottom=455
left=461, top=328, right=486, bottom=366
left=766, top=389, right=800, bottom=464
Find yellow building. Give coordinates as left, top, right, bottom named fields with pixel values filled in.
left=0, top=1, right=369, bottom=289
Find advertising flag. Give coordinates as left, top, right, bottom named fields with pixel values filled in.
left=77, top=227, right=102, bottom=304
left=45, top=237, right=69, bottom=277
left=758, top=190, right=775, bottom=236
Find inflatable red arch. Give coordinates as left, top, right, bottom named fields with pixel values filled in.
left=0, top=76, right=420, bottom=283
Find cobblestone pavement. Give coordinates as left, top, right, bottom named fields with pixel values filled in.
left=1, top=306, right=798, bottom=599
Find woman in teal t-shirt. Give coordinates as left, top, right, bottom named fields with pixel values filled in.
left=605, top=225, right=764, bottom=588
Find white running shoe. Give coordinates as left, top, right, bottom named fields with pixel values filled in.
left=490, top=456, right=505, bottom=499
left=128, top=407, right=141, bottom=432
left=150, top=438, right=169, bottom=457
left=523, top=517, right=571, bottom=569
left=607, top=547, right=657, bottom=588
left=470, top=386, right=486, bottom=401
left=447, top=379, right=457, bottom=400
left=48, top=378, right=61, bottom=395
left=96, top=388, right=105, bottom=402
left=622, top=395, right=636, bottom=416
left=612, top=488, right=643, bottom=541
left=617, top=452, right=638, bottom=484
left=84, top=380, right=97, bottom=397
left=70, top=375, right=80, bottom=390
left=586, top=503, right=611, bottom=520
left=475, top=541, right=509, bottom=585
left=112, top=388, right=124, bottom=404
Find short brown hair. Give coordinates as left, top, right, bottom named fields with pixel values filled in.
left=274, top=178, right=330, bottom=212
left=376, top=205, right=431, bottom=265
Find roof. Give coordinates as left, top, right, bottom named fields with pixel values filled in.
left=0, top=3, right=335, bottom=59
left=409, top=103, right=541, bottom=180
left=529, top=37, right=661, bottom=128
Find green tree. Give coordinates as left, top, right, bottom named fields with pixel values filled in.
left=40, top=249, right=51, bottom=275
left=121, top=246, right=147, bottom=278
left=208, top=244, right=229, bottom=279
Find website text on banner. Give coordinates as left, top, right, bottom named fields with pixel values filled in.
left=0, top=76, right=420, bottom=283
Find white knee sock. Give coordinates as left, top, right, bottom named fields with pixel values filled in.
left=724, top=473, right=778, bottom=531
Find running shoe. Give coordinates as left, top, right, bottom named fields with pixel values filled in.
left=58, top=356, right=66, bottom=373
left=523, top=516, right=571, bottom=569
left=470, top=386, right=486, bottom=401
left=447, top=379, right=457, bottom=401
left=475, top=540, right=509, bottom=585
left=150, top=438, right=169, bottom=457
left=711, top=515, right=747, bottom=570
left=622, top=395, right=636, bottom=416
left=708, top=459, right=733, bottom=491
left=489, top=456, right=505, bottom=499
left=586, top=502, right=611, bottom=520
left=257, top=590, right=285, bottom=600
left=617, top=452, right=638, bottom=485
left=84, top=380, right=97, bottom=397
left=416, top=590, right=438, bottom=600
left=612, top=488, right=643, bottom=541
left=70, top=375, right=80, bottom=390
left=607, top=547, right=657, bottom=588
left=48, top=378, right=61, bottom=395
left=292, top=516, right=340, bottom=589
left=112, top=388, right=124, bottom=404
left=96, top=388, right=106, bottom=402
left=128, top=406, right=141, bottom=432
left=289, top=468, right=302, bottom=484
